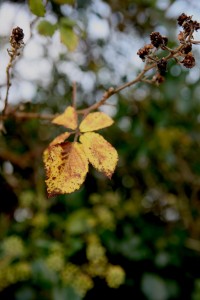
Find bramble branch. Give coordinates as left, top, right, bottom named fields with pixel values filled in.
left=0, top=13, right=200, bottom=124
left=0, top=110, right=55, bottom=121
left=2, top=27, right=24, bottom=116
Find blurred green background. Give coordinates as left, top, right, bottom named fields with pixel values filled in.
left=1, top=0, right=200, bottom=299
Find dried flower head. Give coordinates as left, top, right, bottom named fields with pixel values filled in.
left=181, top=53, right=195, bottom=68
left=137, top=44, right=154, bottom=61
left=183, top=19, right=194, bottom=34
left=177, top=13, right=191, bottom=26
left=193, top=21, right=200, bottom=31
left=10, top=27, right=24, bottom=49
left=177, top=13, right=200, bottom=35
left=150, top=32, right=168, bottom=48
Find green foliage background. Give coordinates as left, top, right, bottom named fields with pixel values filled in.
left=1, top=0, right=200, bottom=299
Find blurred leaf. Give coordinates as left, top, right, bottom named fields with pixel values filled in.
left=37, top=20, right=57, bottom=37
left=192, top=279, right=200, bottom=300
left=60, top=17, right=77, bottom=28
left=28, top=0, right=45, bottom=17
left=66, top=237, right=84, bottom=256
left=141, top=273, right=168, bottom=300
left=32, top=260, right=57, bottom=287
left=34, top=239, right=53, bottom=251
left=53, top=286, right=81, bottom=300
left=65, top=209, right=95, bottom=234
left=59, top=26, right=79, bottom=51
left=16, top=287, right=35, bottom=300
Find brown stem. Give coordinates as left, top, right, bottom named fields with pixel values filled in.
left=77, top=64, right=156, bottom=115
left=72, top=81, right=77, bottom=108
left=0, top=37, right=195, bottom=122
left=191, top=40, right=200, bottom=44
left=0, top=111, right=56, bottom=121
left=2, top=48, right=18, bottom=115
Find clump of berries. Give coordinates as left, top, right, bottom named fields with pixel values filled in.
left=177, top=13, right=200, bottom=69
left=9, top=26, right=24, bottom=55
left=137, top=13, right=200, bottom=84
left=177, top=13, right=200, bottom=34
left=181, top=53, right=195, bottom=69
left=150, top=32, right=168, bottom=49
left=137, top=44, right=154, bottom=61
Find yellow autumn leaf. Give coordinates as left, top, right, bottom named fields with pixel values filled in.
left=52, top=106, right=78, bottom=130
left=80, top=132, right=118, bottom=179
left=50, top=132, right=71, bottom=146
left=44, top=142, right=88, bottom=197
left=80, top=112, right=114, bottom=132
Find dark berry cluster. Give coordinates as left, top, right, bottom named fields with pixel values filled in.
left=137, top=31, right=168, bottom=62
left=177, top=13, right=191, bottom=26
left=181, top=53, right=195, bottom=68
left=176, top=13, right=199, bottom=68
left=150, top=32, right=168, bottom=48
left=136, top=12, right=200, bottom=86
left=137, top=44, right=154, bottom=61
left=177, top=13, right=200, bottom=34
left=10, top=27, right=24, bottom=49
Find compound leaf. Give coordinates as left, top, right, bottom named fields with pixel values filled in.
left=80, top=112, right=114, bottom=132
left=80, top=132, right=118, bottom=179
left=52, top=106, right=78, bottom=130
left=44, top=142, right=88, bottom=197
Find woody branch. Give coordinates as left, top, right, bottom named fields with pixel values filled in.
left=0, top=13, right=199, bottom=123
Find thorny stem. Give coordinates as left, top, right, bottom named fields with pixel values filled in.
left=76, top=43, right=184, bottom=115
left=2, top=47, right=18, bottom=115
left=0, top=66, right=154, bottom=121
left=0, top=14, right=199, bottom=123
left=0, top=42, right=192, bottom=121
left=1, top=0, right=49, bottom=119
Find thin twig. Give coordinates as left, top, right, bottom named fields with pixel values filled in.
left=76, top=65, right=164, bottom=114
left=72, top=81, right=77, bottom=108
left=0, top=27, right=197, bottom=122
left=0, top=43, right=191, bottom=121
left=0, top=111, right=56, bottom=121
left=2, top=48, right=18, bottom=115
